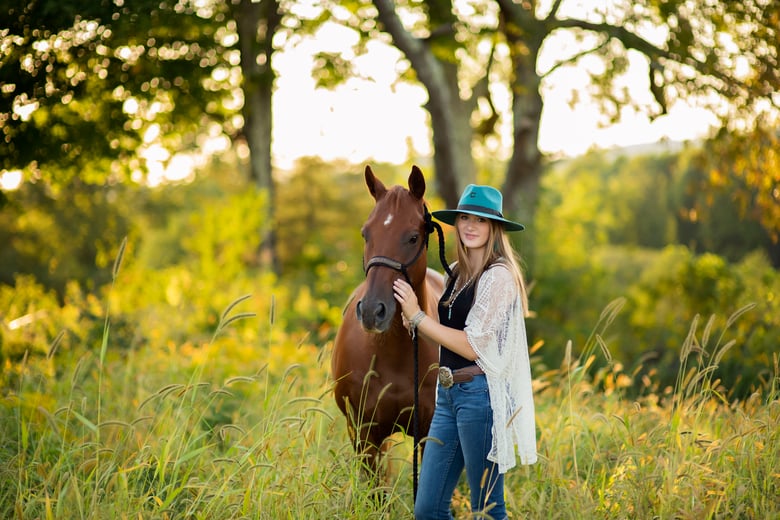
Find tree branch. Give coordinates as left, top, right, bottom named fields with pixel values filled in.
left=550, top=18, right=671, bottom=61
left=540, top=37, right=609, bottom=79
left=547, top=17, right=747, bottom=100
left=546, top=0, right=565, bottom=21
left=372, top=0, right=425, bottom=61
left=426, top=22, right=455, bottom=41
left=473, top=42, right=499, bottom=137
left=494, top=0, right=521, bottom=18
left=372, top=0, right=456, bottom=107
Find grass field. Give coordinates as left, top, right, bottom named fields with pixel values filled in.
left=2, top=293, right=778, bottom=519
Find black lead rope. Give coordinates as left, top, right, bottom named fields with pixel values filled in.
left=412, top=211, right=452, bottom=504
left=403, top=267, right=422, bottom=504
left=363, top=205, right=451, bottom=504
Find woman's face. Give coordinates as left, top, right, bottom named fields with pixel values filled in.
left=456, top=213, right=490, bottom=251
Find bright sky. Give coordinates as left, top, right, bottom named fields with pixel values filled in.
left=270, top=21, right=719, bottom=170
left=271, top=25, right=433, bottom=169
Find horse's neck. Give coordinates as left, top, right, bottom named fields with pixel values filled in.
left=387, top=277, right=429, bottom=342
left=415, top=279, right=429, bottom=310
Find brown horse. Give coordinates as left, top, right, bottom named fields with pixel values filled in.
left=332, top=165, right=444, bottom=476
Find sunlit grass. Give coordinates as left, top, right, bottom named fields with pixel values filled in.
left=0, top=290, right=415, bottom=519
left=1, top=285, right=778, bottom=519
left=512, top=301, right=780, bottom=520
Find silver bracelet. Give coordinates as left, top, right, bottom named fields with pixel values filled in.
left=408, top=310, right=426, bottom=330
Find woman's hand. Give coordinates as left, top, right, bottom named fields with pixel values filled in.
left=393, top=279, right=420, bottom=320
left=394, top=277, right=476, bottom=361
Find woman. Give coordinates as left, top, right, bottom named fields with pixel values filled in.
left=393, top=184, right=537, bottom=520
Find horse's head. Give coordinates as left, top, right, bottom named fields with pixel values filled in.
left=357, top=165, right=430, bottom=333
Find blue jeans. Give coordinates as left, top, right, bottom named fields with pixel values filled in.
left=414, top=375, right=506, bottom=520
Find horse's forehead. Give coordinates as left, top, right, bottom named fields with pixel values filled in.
left=365, top=187, right=421, bottom=229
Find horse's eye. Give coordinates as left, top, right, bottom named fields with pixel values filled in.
left=409, top=234, right=419, bottom=245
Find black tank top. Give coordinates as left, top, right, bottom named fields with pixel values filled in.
left=438, top=274, right=477, bottom=370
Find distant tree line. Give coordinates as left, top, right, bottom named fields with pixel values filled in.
left=2, top=1, right=778, bottom=273
left=2, top=151, right=777, bottom=398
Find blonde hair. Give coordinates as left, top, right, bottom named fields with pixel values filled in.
left=447, top=219, right=529, bottom=316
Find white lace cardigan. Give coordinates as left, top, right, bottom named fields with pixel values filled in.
left=457, top=263, right=538, bottom=472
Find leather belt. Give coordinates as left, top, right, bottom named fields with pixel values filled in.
left=438, top=365, right=484, bottom=388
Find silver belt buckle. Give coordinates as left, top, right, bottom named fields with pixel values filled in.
left=438, top=366, right=454, bottom=388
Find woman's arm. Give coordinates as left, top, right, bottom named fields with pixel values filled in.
left=393, top=279, right=477, bottom=361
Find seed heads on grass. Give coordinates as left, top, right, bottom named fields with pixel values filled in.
left=212, top=294, right=257, bottom=342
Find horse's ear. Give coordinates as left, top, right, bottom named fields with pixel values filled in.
left=408, top=165, right=426, bottom=200
left=365, top=165, right=387, bottom=201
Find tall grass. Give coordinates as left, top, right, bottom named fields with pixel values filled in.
left=2, top=279, right=778, bottom=520
left=512, top=300, right=779, bottom=520
left=1, top=283, right=414, bottom=519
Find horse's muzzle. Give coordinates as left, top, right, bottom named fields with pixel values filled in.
left=356, top=298, right=392, bottom=333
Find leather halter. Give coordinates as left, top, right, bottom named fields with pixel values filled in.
left=364, top=239, right=428, bottom=284
left=362, top=204, right=436, bottom=284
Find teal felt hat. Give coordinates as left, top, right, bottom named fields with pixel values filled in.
left=432, top=184, right=525, bottom=231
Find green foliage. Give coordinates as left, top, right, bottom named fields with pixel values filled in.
left=106, top=175, right=273, bottom=345
left=0, top=275, right=62, bottom=365
left=2, top=147, right=775, bottom=403
left=276, top=158, right=374, bottom=300
left=532, top=148, right=776, bottom=397
left=725, top=252, right=780, bottom=394
left=0, top=180, right=135, bottom=295
left=0, top=159, right=386, bottom=383
left=0, top=274, right=112, bottom=388
left=674, top=145, right=775, bottom=264
left=0, top=0, right=234, bottom=183
left=532, top=243, right=779, bottom=399
left=556, top=0, right=780, bottom=127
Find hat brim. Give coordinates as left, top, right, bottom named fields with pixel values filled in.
left=432, top=209, right=525, bottom=231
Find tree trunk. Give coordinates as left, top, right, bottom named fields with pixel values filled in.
left=234, top=0, right=281, bottom=274
left=426, top=60, right=476, bottom=207
left=503, top=66, right=543, bottom=276
left=373, top=0, right=545, bottom=263
left=373, top=0, right=475, bottom=208
left=500, top=7, right=545, bottom=278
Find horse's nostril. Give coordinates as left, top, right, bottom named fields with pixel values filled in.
left=376, top=302, right=386, bottom=320
left=356, top=300, right=363, bottom=320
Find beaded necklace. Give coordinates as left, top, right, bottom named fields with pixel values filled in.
left=446, top=276, right=474, bottom=320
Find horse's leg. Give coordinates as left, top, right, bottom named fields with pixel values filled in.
left=339, top=392, right=388, bottom=477
left=380, top=437, right=395, bottom=480
left=357, top=425, right=401, bottom=492
left=358, top=430, right=400, bottom=506
left=355, top=432, right=381, bottom=475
